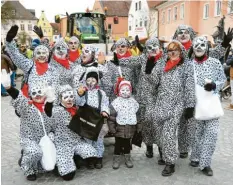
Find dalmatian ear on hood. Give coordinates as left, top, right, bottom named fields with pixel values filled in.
left=99, top=71, right=103, bottom=79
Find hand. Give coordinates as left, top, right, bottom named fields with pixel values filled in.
left=77, top=86, right=86, bottom=96
left=1, top=69, right=11, bottom=89
left=33, top=26, right=44, bottom=38
left=45, top=86, right=56, bottom=103
left=204, top=82, right=216, bottom=91
left=111, top=52, right=119, bottom=66
left=97, top=52, right=106, bottom=64
left=101, top=112, right=109, bottom=118
left=145, top=57, right=155, bottom=74
left=184, top=107, right=194, bottom=120
left=135, top=35, right=144, bottom=52
left=221, top=28, right=233, bottom=48
left=6, top=25, right=19, bottom=42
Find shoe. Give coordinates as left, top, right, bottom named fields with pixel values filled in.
left=95, top=158, right=103, bottom=169
left=162, top=164, right=175, bottom=176
left=158, top=147, right=165, bottom=165
left=190, top=161, right=199, bottom=167
left=124, top=154, right=133, bottom=168
left=18, top=149, right=23, bottom=167
left=86, top=157, right=95, bottom=169
left=73, top=155, right=81, bottom=169
left=62, top=171, right=76, bottom=181
left=112, top=155, right=121, bottom=169
left=225, top=104, right=233, bottom=111
left=180, top=152, right=188, bottom=159
left=201, top=167, right=213, bottom=176
left=158, top=159, right=166, bottom=165
left=1, top=93, right=9, bottom=97
left=145, top=145, right=153, bottom=158
left=26, top=174, right=37, bottom=181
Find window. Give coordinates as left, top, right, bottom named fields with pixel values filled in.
left=135, top=19, right=138, bottom=27
left=180, top=3, right=184, bottom=19
left=162, top=11, right=165, bottom=24
left=42, top=18, right=44, bottom=21
left=108, top=24, right=112, bottom=30
left=140, top=20, right=142, bottom=27
left=129, top=25, right=131, bottom=31
left=203, top=4, right=209, bottom=19
left=11, top=9, right=16, bottom=16
left=28, top=24, right=32, bottom=31
left=135, top=2, right=137, bottom=11
left=43, top=23, right=46, bottom=26
left=228, top=0, right=233, bottom=13
left=44, top=29, right=46, bottom=33
left=139, top=1, right=141, bottom=10
left=144, top=20, right=147, bottom=27
left=174, top=6, right=178, bottom=20
left=20, top=24, right=24, bottom=31
left=215, top=0, right=222, bottom=16
left=167, top=9, right=171, bottom=22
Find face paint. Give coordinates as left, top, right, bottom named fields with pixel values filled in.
left=193, top=36, right=208, bottom=57
left=115, top=38, right=130, bottom=56
left=34, top=45, right=49, bottom=63
left=86, top=77, right=97, bottom=90
left=145, top=37, right=161, bottom=57
left=177, top=29, right=191, bottom=44
left=81, top=45, right=95, bottom=63
left=54, top=40, right=68, bottom=59
left=119, top=85, right=131, bottom=98
left=30, top=86, right=46, bottom=103
left=61, top=90, right=74, bottom=108
left=68, top=36, right=79, bottom=51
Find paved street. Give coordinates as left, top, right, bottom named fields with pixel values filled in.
left=1, top=81, right=233, bottom=185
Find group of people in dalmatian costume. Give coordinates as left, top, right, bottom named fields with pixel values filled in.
left=1, top=23, right=232, bottom=181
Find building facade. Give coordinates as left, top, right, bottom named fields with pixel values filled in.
left=156, top=0, right=233, bottom=43
left=1, top=0, right=38, bottom=45
left=37, top=11, right=53, bottom=42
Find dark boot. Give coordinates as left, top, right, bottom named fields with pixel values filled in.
left=112, top=155, right=121, bottom=169
left=190, top=161, right=199, bottom=167
left=53, top=166, right=60, bottom=176
left=86, top=157, right=95, bottom=169
left=95, top=158, right=103, bottom=169
left=162, top=164, right=175, bottom=176
left=201, top=167, right=213, bottom=176
left=18, top=149, right=23, bottom=167
left=26, top=174, right=37, bottom=181
left=62, top=171, right=76, bottom=181
left=73, top=155, right=81, bottom=169
left=180, top=152, right=188, bottom=159
left=145, top=145, right=153, bottom=158
left=158, top=147, right=165, bottom=165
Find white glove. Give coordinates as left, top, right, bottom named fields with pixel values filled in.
left=45, top=86, right=56, bottom=103
left=1, top=69, right=11, bottom=88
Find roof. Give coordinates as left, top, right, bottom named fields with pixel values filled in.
left=50, top=23, right=61, bottom=33
left=1, top=0, right=38, bottom=20
left=147, top=1, right=164, bottom=8
left=100, top=0, right=131, bottom=17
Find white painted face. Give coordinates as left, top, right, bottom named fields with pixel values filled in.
left=145, top=38, right=160, bottom=57
left=115, top=38, right=129, bottom=56
left=193, top=36, right=208, bottom=57
left=119, top=85, right=131, bottom=98
left=68, top=36, right=79, bottom=51
left=34, top=45, right=49, bottom=63
left=61, top=90, right=74, bottom=108
left=177, top=29, right=191, bottom=44
left=54, top=41, right=68, bottom=59
left=86, top=77, right=97, bottom=90
left=30, top=86, right=46, bottom=103
left=81, top=45, right=95, bottom=63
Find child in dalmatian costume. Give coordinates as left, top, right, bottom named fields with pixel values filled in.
left=189, top=36, right=226, bottom=176
left=67, top=36, right=81, bottom=66
left=1, top=69, right=56, bottom=181
left=5, top=25, right=59, bottom=97
left=149, top=40, right=196, bottom=176
left=76, top=67, right=110, bottom=169
left=110, top=36, right=166, bottom=160
left=173, top=24, right=233, bottom=159
left=72, top=45, right=112, bottom=97
left=108, top=80, right=140, bottom=170
left=44, top=84, right=98, bottom=181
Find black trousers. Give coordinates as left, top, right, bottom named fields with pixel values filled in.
left=114, top=137, right=131, bottom=155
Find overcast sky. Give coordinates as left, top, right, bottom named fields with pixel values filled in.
left=19, top=0, right=95, bottom=22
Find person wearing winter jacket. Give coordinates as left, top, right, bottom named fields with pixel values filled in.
left=1, top=69, right=56, bottom=181
left=189, top=36, right=226, bottom=176
left=108, top=80, right=140, bottom=169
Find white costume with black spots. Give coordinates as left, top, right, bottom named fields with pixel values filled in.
left=190, top=56, right=226, bottom=170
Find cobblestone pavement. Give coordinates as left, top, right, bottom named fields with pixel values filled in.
left=1, top=81, right=233, bottom=185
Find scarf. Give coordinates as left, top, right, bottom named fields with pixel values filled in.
left=66, top=106, right=77, bottom=117
left=194, top=55, right=208, bottom=64
left=182, top=40, right=192, bottom=51
left=117, top=51, right=132, bottom=59
left=69, top=50, right=80, bottom=62
left=149, top=51, right=163, bottom=63
left=53, top=55, right=70, bottom=69
left=28, top=101, right=45, bottom=112
left=164, top=58, right=181, bottom=72
left=35, top=61, right=48, bottom=75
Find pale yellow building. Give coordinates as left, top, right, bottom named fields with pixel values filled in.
left=37, top=10, right=53, bottom=42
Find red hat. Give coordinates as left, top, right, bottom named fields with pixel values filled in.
left=115, top=79, right=132, bottom=96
